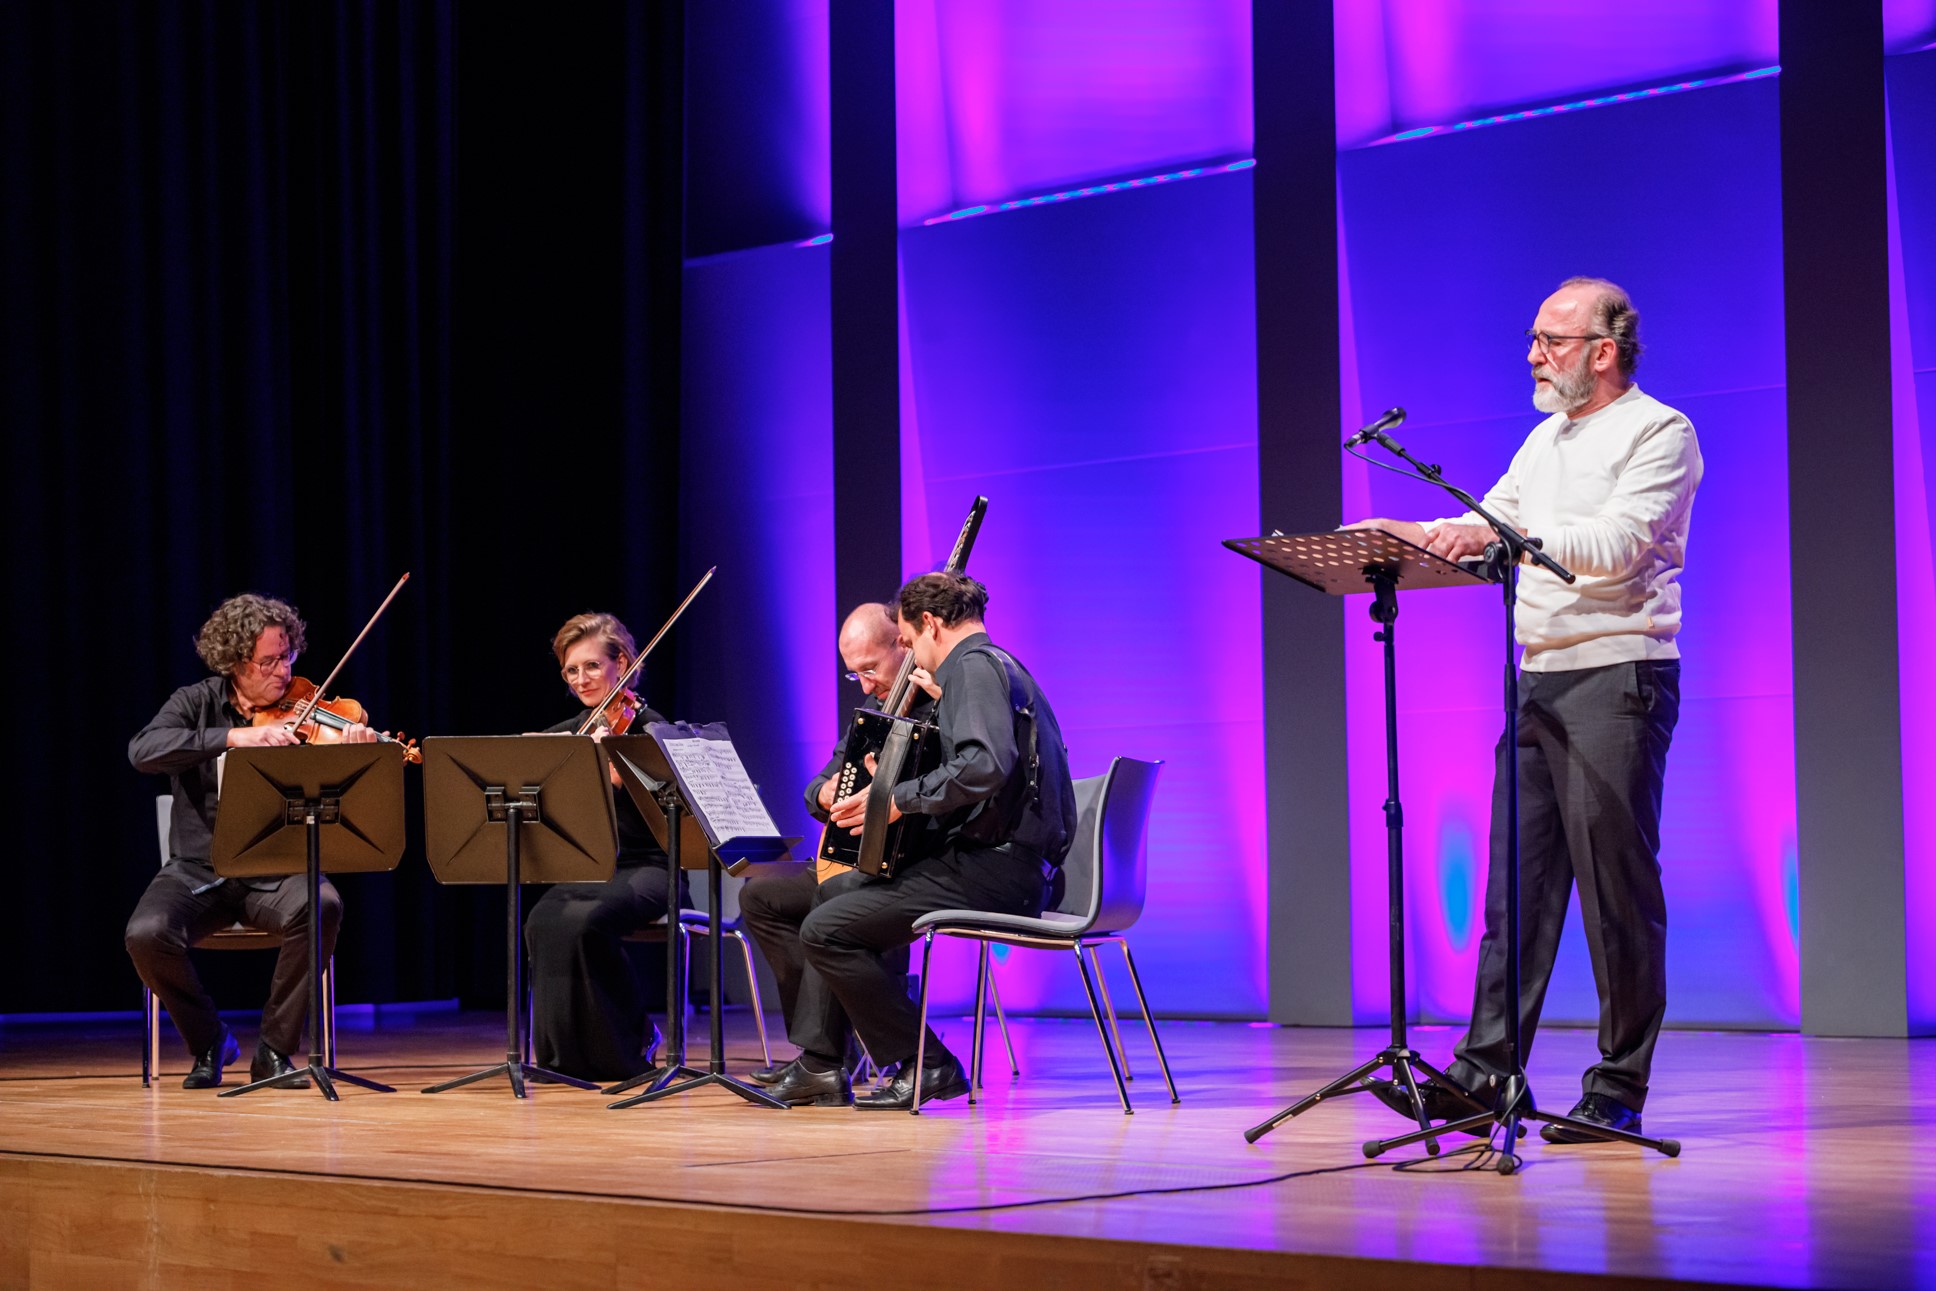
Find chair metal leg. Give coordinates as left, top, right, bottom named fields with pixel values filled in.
left=986, top=956, right=1020, bottom=1078
left=1073, top=946, right=1132, bottom=1114
left=1087, top=942, right=1133, bottom=1080
left=730, top=929, right=772, bottom=1065
left=1115, top=939, right=1178, bottom=1104
left=523, top=977, right=535, bottom=1066
left=911, top=932, right=937, bottom=1115
left=681, top=926, right=694, bottom=1037
left=969, top=941, right=990, bottom=1100
left=141, top=985, right=156, bottom=1088
left=323, top=957, right=337, bottom=1067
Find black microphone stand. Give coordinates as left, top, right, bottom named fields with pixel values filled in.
left=1355, top=429, right=1682, bottom=1174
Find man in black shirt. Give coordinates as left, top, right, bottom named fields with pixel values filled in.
left=738, top=602, right=935, bottom=1091
left=767, top=573, right=1076, bottom=1110
left=127, top=593, right=377, bottom=1088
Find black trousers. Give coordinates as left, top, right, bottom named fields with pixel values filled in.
left=796, top=844, right=1048, bottom=1067
left=738, top=861, right=907, bottom=1051
left=124, top=864, right=342, bottom=1058
left=524, top=862, right=685, bottom=1082
left=1447, top=659, right=1680, bottom=1112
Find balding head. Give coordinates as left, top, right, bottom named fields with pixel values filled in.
left=838, top=602, right=904, bottom=700
left=1528, top=277, right=1639, bottom=418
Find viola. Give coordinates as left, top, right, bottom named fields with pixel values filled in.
left=256, top=675, right=423, bottom=763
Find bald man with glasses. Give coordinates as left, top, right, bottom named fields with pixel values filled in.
left=1352, top=277, right=1703, bottom=1143
left=737, top=602, right=938, bottom=1091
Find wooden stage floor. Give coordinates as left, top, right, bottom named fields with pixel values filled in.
left=3, top=1010, right=1933, bottom=1289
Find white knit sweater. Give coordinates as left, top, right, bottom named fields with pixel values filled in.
left=1430, top=385, right=1703, bottom=673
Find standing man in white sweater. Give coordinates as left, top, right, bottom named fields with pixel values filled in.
left=1354, top=276, right=1702, bottom=1141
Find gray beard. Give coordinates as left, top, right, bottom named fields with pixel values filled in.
left=1532, top=360, right=1595, bottom=415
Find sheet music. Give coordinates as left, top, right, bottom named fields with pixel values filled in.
left=658, top=732, right=780, bottom=842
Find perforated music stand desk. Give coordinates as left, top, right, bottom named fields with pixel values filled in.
left=606, top=722, right=794, bottom=1111
left=1224, top=527, right=1491, bottom=1151
left=210, top=742, right=405, bottom=1100
left=1224, top=528, right=1484, bottom=597
left=420, top=734, right=618, bottom=1098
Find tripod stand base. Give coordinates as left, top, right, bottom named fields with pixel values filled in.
left=421, top=1059, right=598, bottom=1099
left=1243, top=1045, right=1481, bottom=1155
left=219, top=1063, right=395, bottom=1101
left=1362, top=1078, right=1681, bottom=1174
left=600, top=1063, right=666, bottom=1097
left=608, top=1065, right=788, bottom=1110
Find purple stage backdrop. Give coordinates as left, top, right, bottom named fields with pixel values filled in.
left=672, top=5, right=1935, bottom=1024
left=1886, top=49, right=1936, bottom=1031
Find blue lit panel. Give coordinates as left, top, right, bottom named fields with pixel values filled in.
left=899, top=173, right=1265, bottom=1017
left=678, top=244, right=835, bottom=848
left=1339, top=78, right=1799, bottom=1027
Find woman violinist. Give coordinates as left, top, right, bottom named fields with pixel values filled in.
left=523, top=611, right=687, bottom=1083
left=125, top=593, right=379, bottom=1089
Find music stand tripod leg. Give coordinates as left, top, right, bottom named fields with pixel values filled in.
left=224, top=799, right=393, bottom=1100
left=1244, top=571, right=1439, bottom=1155
left=608, top=808, right=785, bottom=1111
left=423, top=801, right=595, bottom=1097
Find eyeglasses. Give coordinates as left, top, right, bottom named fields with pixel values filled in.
left=246, top=651, right=297, bottom=675
left=1525, top=329, right=1608, bottom=353
left=844, top=668, right=881, bottom=683
left=561, top=658, right=612, bottom=683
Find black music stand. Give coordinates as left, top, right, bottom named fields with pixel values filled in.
left=597, top=731, right=715, bottom=1095
left=211, top=743, right=405, bottom=1101
left=605, top=722, right=793, bottom=1111
left=1226, top=528, right=1493, bottom=1152
left=419, top=735, right=618, bottom=1098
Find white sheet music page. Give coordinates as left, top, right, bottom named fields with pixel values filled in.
left=658, top=732, right=780, bottom=843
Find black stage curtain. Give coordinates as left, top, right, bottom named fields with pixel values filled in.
left=0, top=2, right=685, bottom=1015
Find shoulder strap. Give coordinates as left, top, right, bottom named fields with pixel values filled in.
left=963, top=644, right=1042, bottom=824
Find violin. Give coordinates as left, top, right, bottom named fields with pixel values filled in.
left=256, top=675, right=422, bottom=763
left=570, top=568, right=717, bottom=740
left=248, top=572, right=421, bottom=762
left=583, top=687, right=643, bottom=737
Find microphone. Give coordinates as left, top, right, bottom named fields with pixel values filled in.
left=1344, top=407, right=1405, bottom=449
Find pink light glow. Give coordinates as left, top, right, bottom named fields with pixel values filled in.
left=1887, top=104, right=1936, bottom=1029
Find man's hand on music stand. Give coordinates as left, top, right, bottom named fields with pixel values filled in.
left=1343, top=518, right=1430, bottom=546
left=1422, top=523, right=1493, bottom=561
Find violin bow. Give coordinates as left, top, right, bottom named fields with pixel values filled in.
left=573, top=566, right=717, bottom=736
left=288, top=572, right=412, bottom=726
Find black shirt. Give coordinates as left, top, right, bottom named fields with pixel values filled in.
left=545, top=708, right=668, bottom=866
left=128, top=676, right=281, bottom=890
left=888, top=632, right=1075, bottom=863
left=131, top=676, right=254, bottom=864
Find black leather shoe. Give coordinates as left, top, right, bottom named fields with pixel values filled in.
left=249, top=1040, right=311, bottom=1089
left=746, top=1058, right=790, bottom=1085
left=764, top=1059, right=854, bottom=1107
left=1365, top=1075, right=1494, bottom=1135
left=1540, top=1092, right=1642, bottom=1143
left=854, top=1052, right=970, bottom=1111
left=182, top=1027, right=240, bottom=1090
